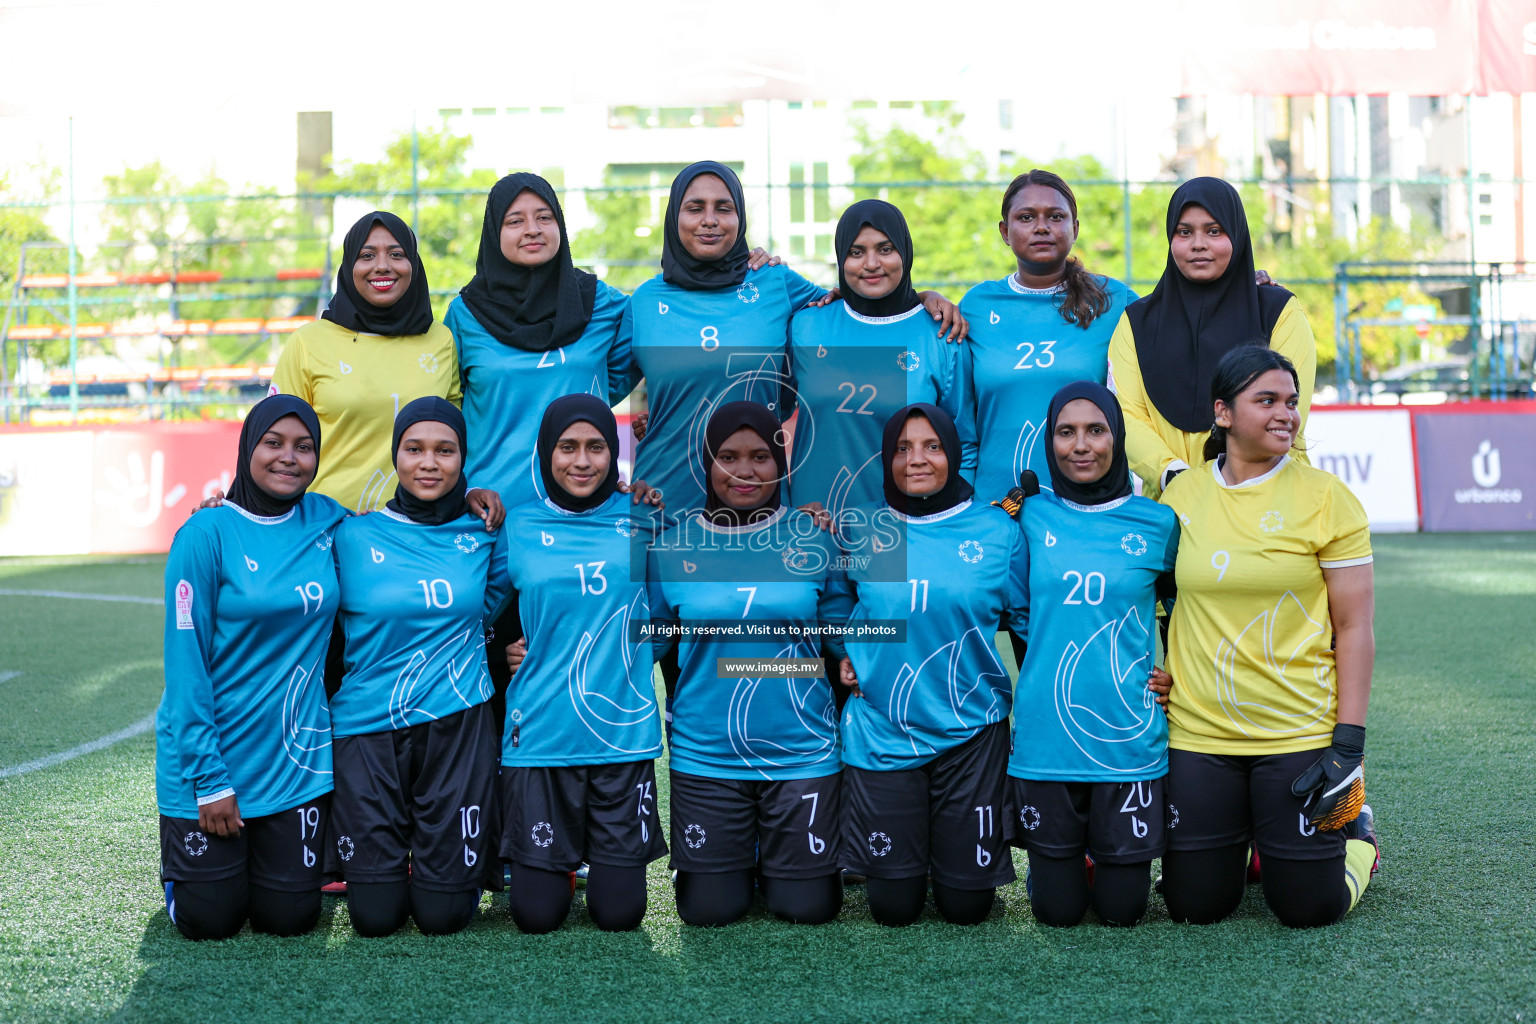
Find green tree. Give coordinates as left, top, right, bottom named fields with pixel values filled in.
left=571, top=173, right=665, bottom=292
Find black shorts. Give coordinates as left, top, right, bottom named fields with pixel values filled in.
left=328, top=702, right=499, bottom=891
left=159, top=793, right=330, bottom=892
left=668, top=770, right=841, bottom=880
left=1165, top=748, right=1346, bottom=861
left=840, top=721, right=1015, bottom=889
left=498, top=760, right=667, bottom=872
left=1007, top=777, right=1165, bottom=864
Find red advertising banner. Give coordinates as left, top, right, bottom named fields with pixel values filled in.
left=1179, top=0, right=1534, bottom=96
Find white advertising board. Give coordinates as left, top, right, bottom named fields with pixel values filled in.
left=1305, top=408, right=1419, bottom=532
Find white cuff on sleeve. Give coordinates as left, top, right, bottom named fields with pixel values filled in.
left=196, top=788, right=236, bottom=807
left=1161, top=460, right=1191, bottom=491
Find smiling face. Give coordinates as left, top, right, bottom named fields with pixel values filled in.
left=395, top=420, right=463, bottom=502
left=676, top=173, right=741, bottom=261
left=843, top=225, right=904, bottom=301
left=1051, top=398, right=1115, bottom=485
left=499, top=189, right=561, bottom=267
left=1170, top=203, right=1235, bottom=283
left=709, top=426, right=777, bottom=509
left=1215, top=368, right=1300, bottom=461
left=550, top=421, right=611, bottom=498
left=250, top=414, right=317, bottom=499
left=892, top=414, right=949, bottom=497
left=1000, top=183, right=1078, bottom=274
left=351, top=224, right=413, bottom=308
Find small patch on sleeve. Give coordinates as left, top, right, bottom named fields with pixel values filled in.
left=174, top=580, right=195, bottom=630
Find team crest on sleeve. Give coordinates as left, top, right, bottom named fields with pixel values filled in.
left=736, top=282, right=760, bottom=304
left=175, top=580, right=195, bottom=630
left=896, top=351, right=920, bottom=372
left=958, top=540, right=984, bottom=564
left=418, top=353, right=439, bottom=374
left=454, top=533, right=480, bottom=554
left=1260, top=510, right=1284, bottom=533
left=1120, top=533, right=1148, bottom=557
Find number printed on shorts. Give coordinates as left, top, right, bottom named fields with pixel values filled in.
left=460, top=805, right=481, bottom=867
left=296, top=805, right=320, bottom=867
left=802, top=791, right=826, bottom=855
left=636, top=780, right=654, bottom=843
left=1120, top=781, right=1152, bottom=839
left=974, top=804, right=994, bottom=867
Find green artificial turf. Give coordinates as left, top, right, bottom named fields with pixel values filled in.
left=0, top=535, right=1532, bottom=1023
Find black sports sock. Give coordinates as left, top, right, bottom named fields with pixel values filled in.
left=348, top=880, right=410, bottom=937
left=586, top=864, right=648, bottom=932
left=248, top=884, right=321, bottom=936
left=865, top=875, right=926, bottom=927
left=675, top=869, right=753, bottom=927
left=763, top=874, right=842, bottom=924
left=1161, top=844, right=1248, bottom=924
left=1090, top=861, right=1151, bottom=927
left=168, top=876, right=248, bottom=940
left=509, top=862, right=573, bottom=934
left=932, top=881, right=994, bottom=925
left=1026, top=852, right=1091, bottom=927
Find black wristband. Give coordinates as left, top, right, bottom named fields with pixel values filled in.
left=1331, top=722, right=1366, bottom=757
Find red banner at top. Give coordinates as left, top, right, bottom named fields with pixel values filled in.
left=1180, top=0, right=1536, bottom=96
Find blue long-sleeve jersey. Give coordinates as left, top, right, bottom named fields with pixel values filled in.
left=1009, top=492, right=1179, bottom=782
left=499, top=492, right=666, bottom=767
left=647, top=508, right=852, bottom=781
left=329, top=510, right=510, bottom=737
left=450, top=285, right=637, bottom=506
left=155, top=495, right=348, bottom=819
left=838, top=499, right=1028, bottom=772
left=627, top=264, right=823, bottom=514
left=785, top=301, right=969, bottom=519
left=956, top=275, right=1135, bottom=502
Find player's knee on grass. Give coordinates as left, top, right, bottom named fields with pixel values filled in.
left=933, top=882, right=994, bottom=925
left=1161, top=844, right=1248, bottom=925
left=1026, top=853, right=1091, bottom=927
left=675, top=869, right=753, bottom=927
left=411, top=886, right=479, bottom=935
left=585, top=864, right=647, bottom=932
left=1090, top=862, right=1151, bottom=927
left=1260, top=855, right=1350, bottom=929
left=348, top=881, right=410, bottom=937
left=247, top=885, right=321, bottom=936
left=866, top=875, right=926, bottom=927
left=764, top=874, right=842, bottom=924
left=167, top=876, right=248, bottom=940
left=509, top=862, right=573, bottom=934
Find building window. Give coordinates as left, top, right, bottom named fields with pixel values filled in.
left=606, top=104, right=744, bottom=129
left=813, top=162, right=830, bottom=222
left=472, top=107, right=497, bottom=116
left=790, top=163, right=806, bottom=224
left=999, top=99, right=1014, bottom=130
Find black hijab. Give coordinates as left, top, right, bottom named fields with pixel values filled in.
left=538, top=393, right=621, bottom=514
left=320, top=211, right=434, bottom=337
left=386, top=397, right=470, bottom=525
left=459, top=173, right=597, bottom=352
left=661, top=161, right=752, bottom=291
left=1125, top=177, right=1292, bottom=433
left=1045, top=381, right=1133, bottom=506
left=836, top=199, right=922, bottom=319
left=881, top=403, right=974, bottom=517
left=227, top=394, right=321, bottom=518
left=702, top=401, right=785, bottom=527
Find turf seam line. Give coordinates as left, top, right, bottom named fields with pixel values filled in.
left=0, top=588, right=162, bottom=606
left=0, top=713, right=156, bottom=778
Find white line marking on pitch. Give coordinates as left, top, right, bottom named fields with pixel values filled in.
left=0, top=713, right=157, bottom=779
left=0, top=672, right=20, bottom=684
left=0, top=589, right=162, bottom=606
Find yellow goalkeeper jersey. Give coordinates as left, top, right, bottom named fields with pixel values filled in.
left=270, top=318, right=461, bottom=513
left=1161, top=455, right=1372, bottom=755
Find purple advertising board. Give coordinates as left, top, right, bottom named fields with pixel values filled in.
left=1414, top=413, right=1536, bottom=532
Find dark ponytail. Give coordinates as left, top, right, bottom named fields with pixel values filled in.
left=1202, top=344, right=1301, bottom=462
left=1000, top=169, right=1110, bottom=328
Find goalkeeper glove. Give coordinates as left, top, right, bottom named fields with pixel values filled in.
left=1290, top=723, right=1366, bottom=831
